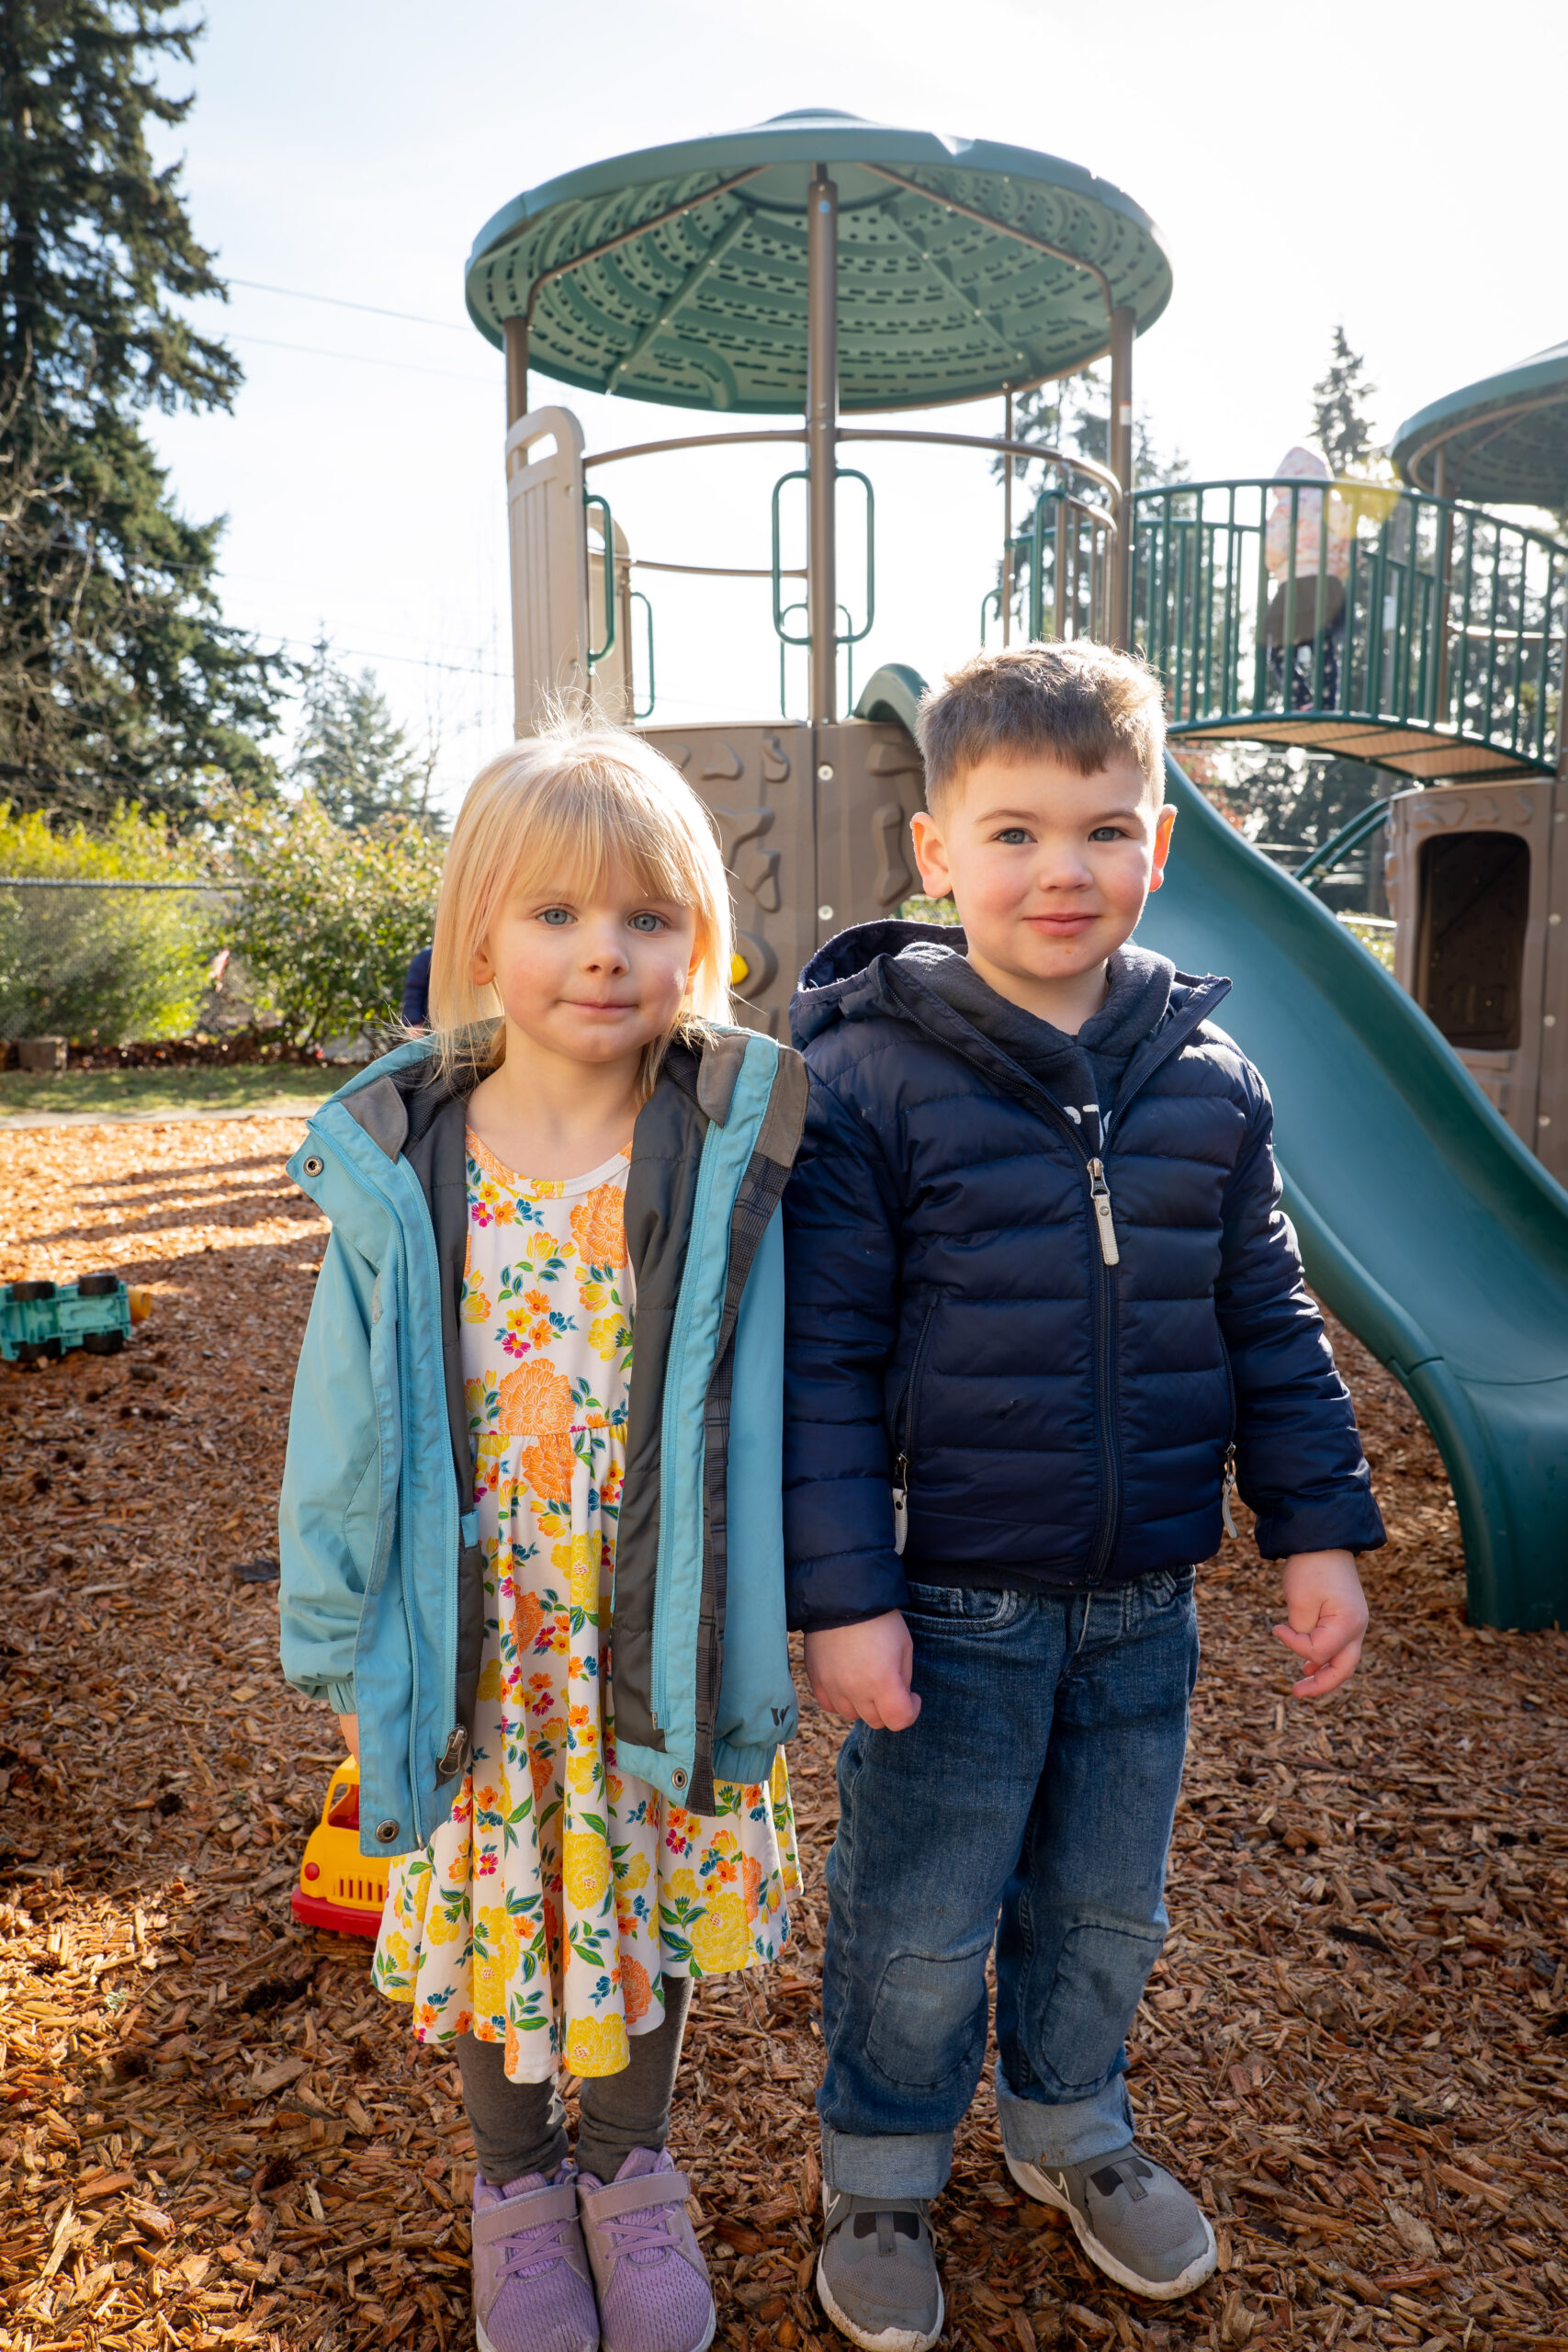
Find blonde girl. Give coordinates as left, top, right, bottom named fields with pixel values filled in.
left=278, top=719, right=807, bottom=2352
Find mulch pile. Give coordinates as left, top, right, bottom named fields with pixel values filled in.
left=1, top=1116, right=1565, bottom=2352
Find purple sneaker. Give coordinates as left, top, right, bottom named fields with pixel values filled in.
left=472, top=2164, right=599, bottom=2352
left=577, top=2148, right=716, bottom=2352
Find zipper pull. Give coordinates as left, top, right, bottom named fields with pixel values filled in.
left=892, top=1454, right=908, bottom=1557
left=1222, top=1443, right=1239, bottom=1539
left=1088, top=1159, right=1120, bottom=1266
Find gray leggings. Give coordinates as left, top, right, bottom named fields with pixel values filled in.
left=457, top=1976, right=692, bottom=2188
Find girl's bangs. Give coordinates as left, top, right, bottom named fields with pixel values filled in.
left=497, top=768, right=707, bottom=924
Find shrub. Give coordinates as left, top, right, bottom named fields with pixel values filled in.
left=220, top=791, right=442, bottom=1046
left=0, top=802, right=216, bottom=1043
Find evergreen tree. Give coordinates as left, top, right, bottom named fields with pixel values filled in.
left=1312, top=326, right=1380, bottom=476
left=994, top=370, right=1187, bottom=633
left=0, top=0, right=288, bottom=829
left=1003, top=369, right=1188, bottom=494
left=291, top=635, right=439, bottom=832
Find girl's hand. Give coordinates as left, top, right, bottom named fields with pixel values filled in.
left=1273, top=1551, right=1368, bottom=1698
left=804, top=1613, right=921, bottom=1731
left=338, top=1712, right=360, bottom=1762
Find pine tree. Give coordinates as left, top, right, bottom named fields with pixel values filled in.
left=291, top=636, right=439, bottom=832
left=0, top=0, right=288, bottom=828
left=1312, top=326, right=1380, bottom=477
left=994, top=371, right=1187, bottom=632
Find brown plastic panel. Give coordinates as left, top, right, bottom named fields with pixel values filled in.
left=1386, top=777, right=1559, bottom=1169
left=642, top=722, right=818, bottom=1036
left=641, top=716, right=929, bottom=1035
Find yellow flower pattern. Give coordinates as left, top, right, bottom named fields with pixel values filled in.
left=375, top=1134, right=798, bottom=2081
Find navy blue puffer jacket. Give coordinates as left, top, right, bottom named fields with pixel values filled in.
left=782, top=922, right=1384, bottom=1633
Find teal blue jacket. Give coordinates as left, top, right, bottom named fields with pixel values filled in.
left=277, top=1027, right=808, bottom=1858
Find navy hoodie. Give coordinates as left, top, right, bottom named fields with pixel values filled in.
left=782, top=921, right=1384, bottom=1633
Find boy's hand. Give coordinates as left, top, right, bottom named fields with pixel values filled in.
left=805, top=1613, right=921, bottom=1731
left=337, top=1712, right=360, bottom=1762
left=1273, top=1551, right=1367, bottom=1698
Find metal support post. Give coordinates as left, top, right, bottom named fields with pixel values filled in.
left=807, top=167, right=839, bottom=722
left=1002, top=385, right=1014, bottom=646
left=1432, top=443, right=1454, bottom=732
left=504, top=316, right=529, bottom=430
left=1108, top=303, right=1135, bottom=649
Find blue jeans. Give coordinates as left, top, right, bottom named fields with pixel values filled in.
left=818, top=1567, right=1199, bottom=2200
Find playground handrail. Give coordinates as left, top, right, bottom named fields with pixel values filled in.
left=1132, top=475, right=1568, bottom=780
left=584, top=424, right=1119, bottom=506
left=836, top=427, right=1120, bottom=510
left=1292, top=795, right=1402, bottom=892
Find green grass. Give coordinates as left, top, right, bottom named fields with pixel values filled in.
left=0, top=1060, right=348, bottom=1122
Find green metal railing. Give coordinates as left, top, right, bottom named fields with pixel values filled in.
left=771, top=466, right=875, bottom=653
left=984, top=492, right=1115, bottom=647
left=583, top=490, right=617, bottom=665
left=778, top=603, right=858, bottom=718
left=1292, top=796, right=1398, bottom=893
left=1131, top=479, right=1568, bottom=778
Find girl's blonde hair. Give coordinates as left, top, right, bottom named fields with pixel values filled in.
left=426, top=716, right=733, bottom=1094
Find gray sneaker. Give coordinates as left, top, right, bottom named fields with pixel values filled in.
left=817, top=2188, right=943, bottom=2352
left=1004, top=2145, right=1216, bottom=2299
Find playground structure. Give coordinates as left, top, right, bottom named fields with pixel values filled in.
left=464, top=112, right=1568, bottom=1629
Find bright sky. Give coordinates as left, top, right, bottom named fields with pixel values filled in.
left=149, top=0, right=1568, bottom=814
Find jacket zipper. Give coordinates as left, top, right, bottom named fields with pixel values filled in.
left=890, top=1301, right=938, bottom=1557
left=306, top=1124, right=450, bottom=1847
left=883, top=985, right=1220, bottom=1592
left=1080, top=1153, right=1121, bottom=1583
left=649, top=1109, right=728, bottom=1735
left=1219, top=1342, right=1239, bottom=1537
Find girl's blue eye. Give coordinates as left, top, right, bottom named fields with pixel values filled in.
left=627, top=911, right=665, bottom=933
left=538, top=907, right=573, bottom=926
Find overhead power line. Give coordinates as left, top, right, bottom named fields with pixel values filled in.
left=254, top=628, right=512, bottom=684
left=227, top=277, right=471, bottom=335
left=230, top=331, right=494, bottom=387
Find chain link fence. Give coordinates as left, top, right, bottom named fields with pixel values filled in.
left=0, top=877, right=244, bottom=1046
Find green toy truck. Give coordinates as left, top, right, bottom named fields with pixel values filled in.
left=1, top=1274, right=143, bottom=1363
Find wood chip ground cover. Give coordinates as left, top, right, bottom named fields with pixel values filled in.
left=1, top=1116, right=1565, bottom=2352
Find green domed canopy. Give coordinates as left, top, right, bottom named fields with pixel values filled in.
left=464, top=108, right=1171, bottom=414
left=1391, top=341, right=1568, bottom=504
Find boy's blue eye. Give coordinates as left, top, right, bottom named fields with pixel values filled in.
left=1089, top=826, right=1126, bottom=842
left=627, top=911, right=665, bottom=933
left=995, top=828, right=1032, bottom=845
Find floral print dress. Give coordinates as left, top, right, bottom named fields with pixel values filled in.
left=375, top=1132, right=798, bottom=2082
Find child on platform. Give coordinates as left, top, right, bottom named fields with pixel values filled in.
left=783, top=642, right=1383, bottom=2352
left=278, top=719, right=808, bottom=2352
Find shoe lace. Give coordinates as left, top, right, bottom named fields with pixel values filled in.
left=493, top=2205, right=578, bottom=2286
left=603, top=2197, right=682, bottom=2271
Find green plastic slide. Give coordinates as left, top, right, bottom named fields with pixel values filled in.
left=1141, top=755, right=1568, bottom=1628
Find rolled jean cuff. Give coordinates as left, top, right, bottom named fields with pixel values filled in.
left=820, top=2124, right=953, bottom=2201
left=996, top=2062, right=1134, bottom=2170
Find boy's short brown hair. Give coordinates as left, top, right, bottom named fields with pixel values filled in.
left=915, top=640, right=1166, bottom=816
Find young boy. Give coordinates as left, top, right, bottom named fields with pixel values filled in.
left=783, top=642, right=1382, bottom=2352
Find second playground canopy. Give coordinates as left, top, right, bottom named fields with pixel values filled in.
left=465, top=108, right=1172, bottom=413
left=1391, top=340, right=1568, bottom=505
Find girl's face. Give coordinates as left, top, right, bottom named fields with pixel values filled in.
left=471, top=860, right=700, bottom=1069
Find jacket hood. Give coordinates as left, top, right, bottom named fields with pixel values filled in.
left=791, top=919, right=1230, bottom=1059
left=792, top=920, right=962, bottom=1046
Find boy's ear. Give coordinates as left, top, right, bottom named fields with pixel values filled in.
left=1147, top=803, right=1178, bottom=894
left=909, top=809, right=953, bottom=899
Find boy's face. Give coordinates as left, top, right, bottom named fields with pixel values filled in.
left=910, top=752, right=1176, bottom=1012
